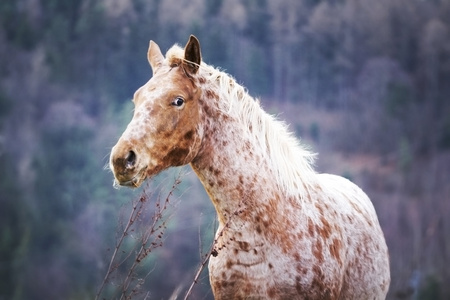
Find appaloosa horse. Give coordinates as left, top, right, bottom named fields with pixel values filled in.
left=110, top=35, right=390, bottom=299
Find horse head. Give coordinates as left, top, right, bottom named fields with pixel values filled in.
left=110, top=35, right=203, bottom=187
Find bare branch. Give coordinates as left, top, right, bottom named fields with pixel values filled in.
left=96, top=169, right=185, bottom=300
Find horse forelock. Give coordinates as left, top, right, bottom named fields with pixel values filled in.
left=165, top=44, right=184, bottom=66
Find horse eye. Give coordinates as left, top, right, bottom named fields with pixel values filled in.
left=171, top=97, right=185, bottom=107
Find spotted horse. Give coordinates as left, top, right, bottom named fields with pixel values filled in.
left=110, top=35, right=390, bottom=299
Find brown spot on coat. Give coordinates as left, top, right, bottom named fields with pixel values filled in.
left=329, top=238, right=342, bottom=265
left=268, top=287, right=276, bottom=298
left=308, top=219, right=315, bottom=237
left=256, top=225, right=262, bottom=234
left=167, top=148, right=189, bottom=165
left=226, top=260, right=233, bottom=269
left=319, top=216, right=332, bottom=239
left=313, top=239, right=324, bottom=263
left=238, top=241, right=250, bottom=251
left=315, top=202, right=324, bottom=215
left=205, top=89, right=218, bottom=100
left=184, top=130, right=194, bottom=140
left=295, top=276, right=304, bottom=293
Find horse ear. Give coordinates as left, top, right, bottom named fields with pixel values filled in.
left=183, top=35, right=201, bottom=74
left=148, top=40, right=164, bottom=74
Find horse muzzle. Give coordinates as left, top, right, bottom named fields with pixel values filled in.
left=110, top=146, right=148, bottom=188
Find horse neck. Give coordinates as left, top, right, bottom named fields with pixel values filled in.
left=190, top=94, right=290, bottom=228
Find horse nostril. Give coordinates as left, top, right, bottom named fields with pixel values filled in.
left=125, top=150, right=136, bottom=169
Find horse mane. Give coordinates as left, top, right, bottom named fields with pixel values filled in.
left=166, top=45, right=318, bottom=197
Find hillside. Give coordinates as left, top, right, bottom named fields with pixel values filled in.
left=1, top=0, right=449, bottom=299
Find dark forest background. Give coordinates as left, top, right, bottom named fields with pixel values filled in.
left=1, top=0, right=450, bottom=299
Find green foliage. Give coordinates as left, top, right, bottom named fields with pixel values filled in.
left=40, top=0, right=84, bottom=36
left=385, top=82, right=413, bottom=117
left=0, top=0, right=38, bottom=49
left=242, top=0, right=272, bottom=45
left=418, top=275, right=441, bottom=300
left=33, top=125, right=95, bottom=218
left=439, top=115, right=450, bottom=149
left=23, top=120, right=106, bottom=298
left=0, top=90, right=12, bottom=125
left=398, top=137, right=413, bottom=173
left=43, top=1, right=109, bottom=90
left=341, top=171, right=354, bottom=182
left=0, top=154, right=31, bottom=300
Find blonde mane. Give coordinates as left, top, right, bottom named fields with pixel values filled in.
left=166, top=45, right=317, bottom=196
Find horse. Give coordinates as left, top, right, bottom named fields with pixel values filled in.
left=110, top=35, right=390, bottom=299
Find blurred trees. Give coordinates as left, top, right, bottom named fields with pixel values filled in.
left=0, top=0, right=449, bottom=299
